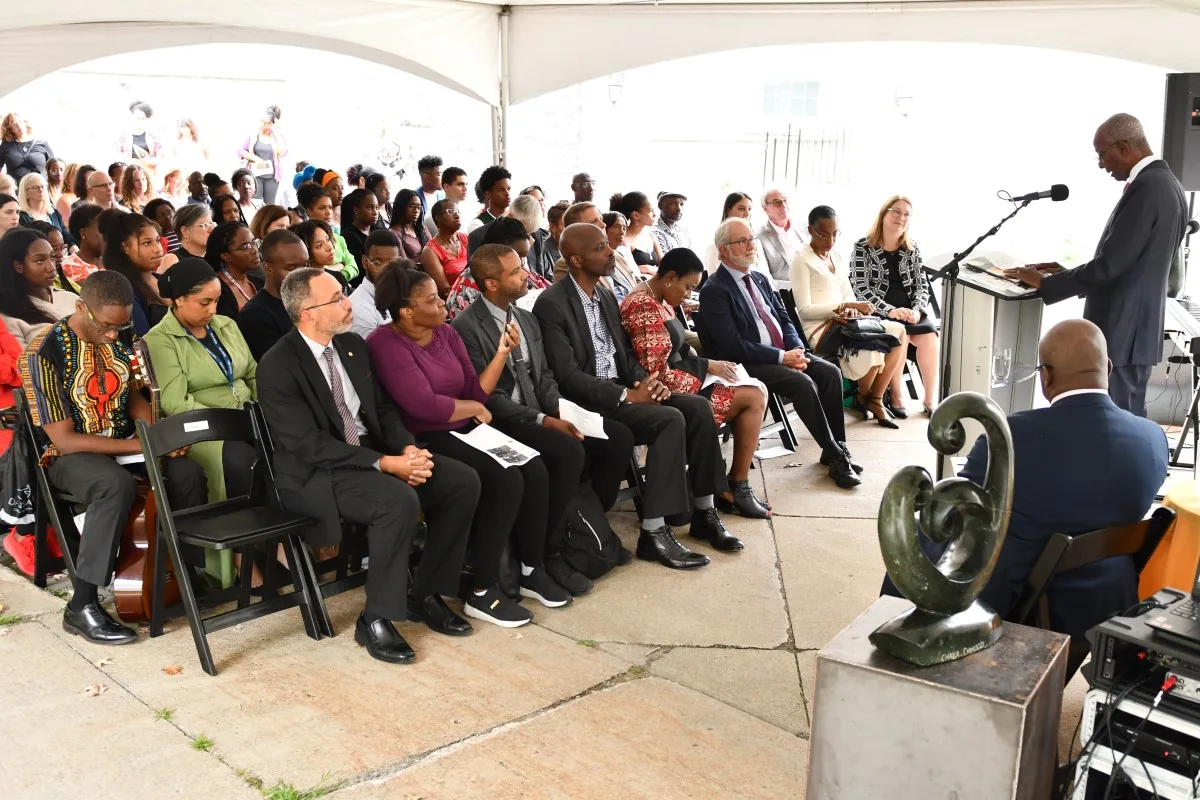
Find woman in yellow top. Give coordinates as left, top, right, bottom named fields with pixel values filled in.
left=144, top=257, right=260, bottom=585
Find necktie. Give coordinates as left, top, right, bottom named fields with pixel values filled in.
left=509, top=340, right=543, bottom=414
left=322, top=346, right=360, bottom=446
left=743, top=274, right=784, bottom=349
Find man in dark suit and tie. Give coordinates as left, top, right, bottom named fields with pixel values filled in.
left=1008, top=113, right=1189, bottom=417
left=884, top=320, right=1168, bottom=653
left=452, top=244, right=636, bottom=595
left=535, top=224, right=742, bottom=568
left=257, top=268, right=481, bottom=664
left=698, top=217, right=860, bottom=488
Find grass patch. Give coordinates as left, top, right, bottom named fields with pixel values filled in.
left=0, top=614, right=23, bottom=626
left=236, top=768, right=264, bottom=791
left=577, top=639, right=598, bottom=648
left=47, top=588, right=70, bottom=600
left=191, top=733, right=214, bottom=752
left=627, top=665, right=647, bottom=678
left=152, top=707, right=174, bottom=722
left=261, top=776, right=335, bottom=800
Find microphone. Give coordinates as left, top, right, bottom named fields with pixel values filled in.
left=1010, top=184, right=1069, bottom=203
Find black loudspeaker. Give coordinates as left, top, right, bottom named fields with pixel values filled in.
left=1163, top=73, right=1200, bottom=192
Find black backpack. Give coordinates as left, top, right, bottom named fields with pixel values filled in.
left=561, top=482, right=622, bottom=580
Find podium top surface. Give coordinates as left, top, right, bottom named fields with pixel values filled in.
left=820, top=596, right=1069, bottom=707
left=922, top=265, right=1041, bottom=302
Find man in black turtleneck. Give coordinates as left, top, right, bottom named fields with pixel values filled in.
left=237, top=229, right=308, bottom=359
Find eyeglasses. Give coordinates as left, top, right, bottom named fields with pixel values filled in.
left=576, top=181, right=596, bottom=187
left=229, top=239, right=262, bottom=253
left=88, top=181, right=115, bottom=190
left=887, top=208, right=912, bottom=220
left=87, top=308, right=134, bottom=335
left=1097, top=140, right=1126, bottom=164
left=301, top=294, right=349, bottom=312
left=765, top=198, right=789, bottom=207
left=726, top=236, right=759, bottom=248
left=438, top=208, right=461, bottom=217
left=810, top=229, right=840, bottom=240
left=195, top=221, right=217, bottom=231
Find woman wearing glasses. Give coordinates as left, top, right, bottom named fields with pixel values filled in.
left=158, top=205, right=215, bottom=274
left=0, top=227, right=81, bottom=347
left=849, top=195, right=939, bottom=416
left=421, top=199, right=469, bottom=296
left=144, top=257, right=261, bottom=588
left=202, top=221, right=263, bottom=319
left=792, top=206, right=908, bottom=429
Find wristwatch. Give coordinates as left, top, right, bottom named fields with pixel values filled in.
left=619, top=388, right=629, bottom=404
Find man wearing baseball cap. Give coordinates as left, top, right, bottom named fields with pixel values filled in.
left=653, top=190, right=690, bottom=254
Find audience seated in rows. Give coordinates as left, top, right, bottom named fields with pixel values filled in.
left=447, top=217, right=549, bottom=321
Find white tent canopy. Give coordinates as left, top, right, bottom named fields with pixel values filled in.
left=8, top=0, right=1200, bottom=160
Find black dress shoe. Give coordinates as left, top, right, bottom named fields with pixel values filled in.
left=355, top=613, right=416, bottom=664
left=820, top=442, right=864, bottom=475
left=636, top=525, right=710, bottom=569
left=407, top=594, right=473, bottom=637
left=62, top=603, right=137, bottom=645
left=545, top=556, right=593, bottom=596
left=689, top=508, right=744, bottom=552
left=716, top=482, right=770, bottom=519
left=617, top=546, right=634, bottom=566
left=828, top=456, right=862, bottom=489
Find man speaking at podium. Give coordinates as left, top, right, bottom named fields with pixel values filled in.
left=1007, top=113, right=1187, bottom=417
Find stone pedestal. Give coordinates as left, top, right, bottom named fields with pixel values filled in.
left=806, top=596, right=1068, bottom=800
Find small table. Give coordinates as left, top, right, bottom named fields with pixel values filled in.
left=1139, top=480, right=1200, bottom=597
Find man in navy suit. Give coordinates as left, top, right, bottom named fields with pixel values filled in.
left=883, top=319, right=1168, bottom=648
left=1008, top=113, right=1188, bottom=417
left=697, top=217, right=860, bottom=488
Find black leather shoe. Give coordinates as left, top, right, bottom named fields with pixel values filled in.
left=617, top=546, right=634, bottom=566
left=689, top=508, right=744, bottom=552
left=636, top=525, right=710, bottom=569
left=821, top=443, right=864, bottom=475
left=62, top=603, right=137, bottom=645
left=545, top=556, right=593, bottom=596
left=828, top=456, right=862, bottom=489
left=355, top=613, right=416, bottom=664
left=716, top=482, right=770, bottom=519
left=407, top=594, right=473, bottom=637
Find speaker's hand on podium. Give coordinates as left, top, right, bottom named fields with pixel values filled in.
left=1003, top=266, right=1048, bottom=288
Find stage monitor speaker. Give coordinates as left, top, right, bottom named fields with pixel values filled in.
left=1163, top=73, right=1200, bottom=192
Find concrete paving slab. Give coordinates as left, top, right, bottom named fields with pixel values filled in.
left=341, top=677, right=807, bottom=800
left=534, top=513, right=789, bottom=649
left=0, top=621, right=259, bottom=800
left=774, top=516, right=885, bottom=649
left=762, top=439, right=936, bottom=519
left=0, top=562, right=65, bottom=619
left=596, top=642, right=657, bottom=664
left=649, top=646, right=808, bottom=735
left=50, top=591, right=628, bottom=790
left=797, top=650, right=817, bottom=727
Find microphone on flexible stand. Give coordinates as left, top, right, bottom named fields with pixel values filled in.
left=1008, top=184, right=1070, bottom=203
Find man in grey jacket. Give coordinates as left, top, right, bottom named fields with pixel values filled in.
left=1009, top=113, right=1188, bottom=417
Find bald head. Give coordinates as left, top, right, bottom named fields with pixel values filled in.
left=1038, top=319, right=1110, bottom=400
left=1097, top=113, right=1149, bottom=149
left=1094, top=113, right=1153, bottom=182
left=560, top=222, right=614, bottom=281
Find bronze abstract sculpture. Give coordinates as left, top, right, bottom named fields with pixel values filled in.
left=870, top=392, right=1014, bottom=666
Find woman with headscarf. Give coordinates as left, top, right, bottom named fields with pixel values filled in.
left=295, top=183, right=358, bottom=284
left=311, top=168, right=345, bottom=230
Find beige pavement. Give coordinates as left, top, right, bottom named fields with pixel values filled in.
left=0, top=408, right=1086, bottom=799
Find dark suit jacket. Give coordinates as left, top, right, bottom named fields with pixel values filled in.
left=256, top=328, right=415, bottom=546
left=696, top=263, right=804, bottom=365
left=1040, top=160, right=1187, bottom=366
left=451, top=297, right=563, bottom=426
left=467, top=220, right=494, bottom=258
left=533, top=275, right=648, bottom=411
left=885, top=393, right=1168, bottom=641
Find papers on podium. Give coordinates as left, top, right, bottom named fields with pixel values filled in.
left=450, top=423, right=540, bottom=468
left=558, top=399, right=608, bottom=439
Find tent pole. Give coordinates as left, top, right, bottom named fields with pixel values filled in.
left=493, top=6, right=512, bottom=167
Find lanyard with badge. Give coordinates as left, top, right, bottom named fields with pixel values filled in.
left=190, top=325, right=241, bottom=402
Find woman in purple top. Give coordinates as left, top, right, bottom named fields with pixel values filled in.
left=366, top=266, right=573, bottom=628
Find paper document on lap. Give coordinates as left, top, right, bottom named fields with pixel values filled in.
left=558, top=399, right=609, bottom=439
left=450, top=423, right=540, bottom=468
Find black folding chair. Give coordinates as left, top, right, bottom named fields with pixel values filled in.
left=14, top=391, right=76, bottom=585
left=1008, top=507, right=1176, bottom=679
left=135, top=405, right=329, bottom=675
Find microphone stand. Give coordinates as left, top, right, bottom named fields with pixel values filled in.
left=932, top=197, right=1033, bottom=479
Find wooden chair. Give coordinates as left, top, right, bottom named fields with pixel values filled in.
left=136, top=405, right=329, bottom=675
left=1008, top=507, right=1176, bottom=679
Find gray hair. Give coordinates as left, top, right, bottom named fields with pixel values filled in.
left=79, top=270, right=135, bottom=309
left=714, top=217, right=751, bottom=248
left=280, top=267, right=325, bottom=323
left=1099, top=113, right=1149, bottom=148
left=509, top=195, right=544, bottom=234
left=760, top=187, right=784, bottom=207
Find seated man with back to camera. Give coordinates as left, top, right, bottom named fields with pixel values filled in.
left=23, top=271, right=208, bottom=646
left=535, top=223, right=742, bottom=566
left=698, top=217, right=861, bottom=489
left=257, top=267, right=481, bottom=664
left=882, top=320, right=1168, bottom=653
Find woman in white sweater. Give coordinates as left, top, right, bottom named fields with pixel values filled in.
left=790, top=205, right=908, bottom=428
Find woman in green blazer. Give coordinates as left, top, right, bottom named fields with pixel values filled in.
left=145, top=257, right=259, bottom=585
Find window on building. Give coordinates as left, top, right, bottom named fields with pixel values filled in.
left=762, top=81, right=819, bottom=117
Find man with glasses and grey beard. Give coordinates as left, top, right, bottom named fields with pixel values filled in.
left=257, top=268, right=480, bottom=664
left=23, top=271, right=207, bottom=646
